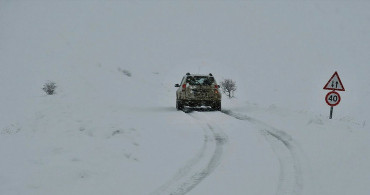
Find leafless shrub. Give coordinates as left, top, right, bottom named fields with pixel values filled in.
left=43, top=81, right=57, bottom=95
left=220, top=79, right=236, bottom=98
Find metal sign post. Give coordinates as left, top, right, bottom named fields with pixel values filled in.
left=323, top=72, right=345, bottom=119
left=330, top=106, right=333, bottom=119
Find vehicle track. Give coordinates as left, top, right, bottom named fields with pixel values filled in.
left=150, top=111, right=228, bottom=195
left=221, top=110, right=304, bottom=195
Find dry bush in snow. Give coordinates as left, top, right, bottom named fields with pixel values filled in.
left=220, top=79, right=236, bottom=98
left=43, top=81, right=57, bottom=95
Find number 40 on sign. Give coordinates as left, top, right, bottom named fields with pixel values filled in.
left=325, top=91, right=341, bottom=106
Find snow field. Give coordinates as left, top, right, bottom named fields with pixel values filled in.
left=1, top=1, right=370, bottom=195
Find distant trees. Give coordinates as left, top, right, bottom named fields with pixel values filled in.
left=42, top=81, right=57, bottom=95
left=220, top=79, right=236, bottom=98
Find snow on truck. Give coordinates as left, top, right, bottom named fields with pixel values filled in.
left=175, top=73, right=221, bottom=111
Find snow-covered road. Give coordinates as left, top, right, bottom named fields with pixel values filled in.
left=222, top=110, right=306, bottom=195
left=2, top=102, right=368, bottom=195
left=149, top=110, right=307, bottom=195
left=151, top=111, right=228, bottom=195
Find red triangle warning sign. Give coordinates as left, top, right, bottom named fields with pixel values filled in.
left=323, top=71, right=345, bottom=91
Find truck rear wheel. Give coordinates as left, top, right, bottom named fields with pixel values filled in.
left=176, top=100, right=184, bottom=110
left=213, top=101, right=221, bottom=111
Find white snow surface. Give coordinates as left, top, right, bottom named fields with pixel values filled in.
left=1, top=1, right=370, bottom=195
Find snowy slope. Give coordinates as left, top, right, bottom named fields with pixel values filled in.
left=1, top=1, right=370, bottom=195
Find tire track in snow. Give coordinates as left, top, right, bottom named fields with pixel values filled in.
left=150, top=128, right=210, bottom=195
left=150, top=112, right=227, bottom=195
left=221, top=110, right=304, bottom=195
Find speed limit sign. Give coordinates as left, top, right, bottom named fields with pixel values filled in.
left=325, top=91, right=341, bottom=106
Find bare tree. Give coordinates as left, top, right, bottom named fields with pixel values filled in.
left=220, top=79, right=236, bottom=98
left=42, top=81, right=57, bottom=95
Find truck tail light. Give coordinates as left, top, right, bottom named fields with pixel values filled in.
left=182, top=84, right=186, bottom=89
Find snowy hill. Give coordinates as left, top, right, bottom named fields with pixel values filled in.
left=1, top=1, right=370, bottom=195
